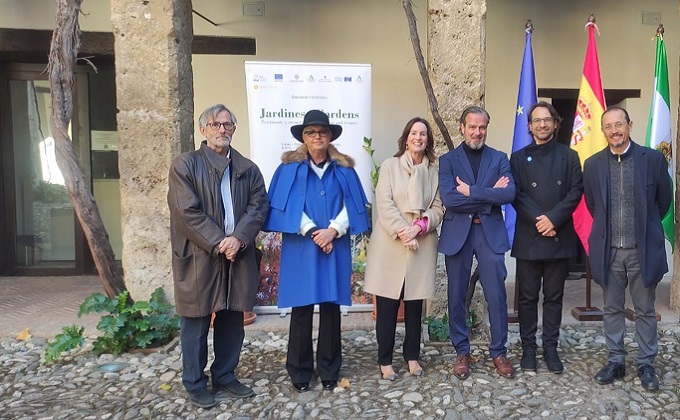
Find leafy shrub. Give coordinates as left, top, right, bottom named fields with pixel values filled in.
left=424, top=313, right=450, bottom=342
left=44, top=324, right=85, bottom=363
left=45, top=287, right=180, bottom=363
left=79, top=287, right=179, bottom=356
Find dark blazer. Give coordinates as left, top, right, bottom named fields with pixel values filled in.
left=438, top=144, right=516, bottom=255
left=510, top=139, right=583, bottom=260
left=583, top=141, right=672, bottom=287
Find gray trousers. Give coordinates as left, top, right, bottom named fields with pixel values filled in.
left=603, top=247, right=658, bottom=366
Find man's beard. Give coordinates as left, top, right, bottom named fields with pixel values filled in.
left=465, top=139, right=485, bottom=150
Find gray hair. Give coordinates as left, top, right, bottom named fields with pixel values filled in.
left=198, top=104, right=238, bottom=128
left=458, top=105, right=490, bottom=126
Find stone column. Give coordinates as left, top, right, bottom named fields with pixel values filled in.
left=427, top=0, right=487, bottom=316
left=111, top=0, right=194, bottom=302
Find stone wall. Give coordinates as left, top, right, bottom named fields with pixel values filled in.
left=427, top=0, right=487, bottom=317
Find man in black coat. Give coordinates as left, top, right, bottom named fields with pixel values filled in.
left=584, top=106, right=672, bottom=391
left=510, top=102, right=583, bottom=373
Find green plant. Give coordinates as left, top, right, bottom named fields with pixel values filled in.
left=44, top=324, right=85, bottom=363
left=79, top=287, right=179, bottom=356
left=362, top=136, right=380, bottom=192
left=424, top=313, right=450, bottom=342
left=466, top=309, right=480, bottom=329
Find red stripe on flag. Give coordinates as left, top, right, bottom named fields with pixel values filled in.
left=582, top=26, right=605, bottom=110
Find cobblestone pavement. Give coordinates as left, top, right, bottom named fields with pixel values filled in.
left=2, top=324, right=680, bottom=419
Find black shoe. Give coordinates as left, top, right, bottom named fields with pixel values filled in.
left=213, top=379, right=254, bottom=398
left=292, top=382, right=310, bottom=392
left=543, top=348, right=564, bottom=374
left=188, top=388, right=216, bottom=408
left=638, top=364, right=659, bottom=391
left=322, top=380, right=337, bottom=390
left=594, top=362, right=625, bottom=385
left=520, top=349, right=537, bottom=372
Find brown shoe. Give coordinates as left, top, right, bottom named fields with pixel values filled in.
left=453, top=354, right=471, bottom=379
left=493, top=355, right=516, bottom=378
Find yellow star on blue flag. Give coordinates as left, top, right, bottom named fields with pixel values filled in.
left=517, top=105, right=524, bottom=116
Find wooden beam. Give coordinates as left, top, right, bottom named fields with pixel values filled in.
left=0, top=28, right=255, bottom=63
left=539, top=88, right=641, bottom=104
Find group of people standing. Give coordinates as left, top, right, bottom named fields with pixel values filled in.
left=167, top=103, right=670, bottom=408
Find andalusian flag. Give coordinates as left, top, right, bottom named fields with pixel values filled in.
left=570, top=18, right=607, bottom=254
left=645, top=29, right=674, bottom=251
left=505, top=24, right=537, bottom=247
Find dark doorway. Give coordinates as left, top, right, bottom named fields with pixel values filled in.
left=0, top=63, right=119, bottom=275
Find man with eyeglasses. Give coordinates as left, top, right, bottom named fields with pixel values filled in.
left=584, top=106, right=671, bottom=391
left=168, top=104, right=269, bottom=407
left=264, top=109, right=370, bottom=392
left=509, top=101, right=583, bottom=374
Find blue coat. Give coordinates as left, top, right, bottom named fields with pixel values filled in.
left=583, top=141, right=672, bottom=287
left=264, top=146, right=370, bottom=307
left=438, top=144, right=516, bottom=255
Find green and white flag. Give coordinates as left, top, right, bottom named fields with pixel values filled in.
left=645, top=31, right=674, bottom=251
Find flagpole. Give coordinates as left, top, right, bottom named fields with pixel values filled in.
left=507, top=19, right=536, bottom=324
left=625, top=22, right=668, bottom=323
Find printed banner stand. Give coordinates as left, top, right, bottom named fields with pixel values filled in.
left=245, top=61, right=373, bottom=314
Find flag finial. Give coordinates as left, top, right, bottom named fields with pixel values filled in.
left=585, top=14, right=600, bottom=35
left=657, top=23, right=664, bottom=36
left=525, top=20, right=534, bottom=34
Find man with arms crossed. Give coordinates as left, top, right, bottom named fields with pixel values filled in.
left=439, top=106, right=516, bottom=380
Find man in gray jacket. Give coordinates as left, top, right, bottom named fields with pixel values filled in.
left=168, top=104, right=268, bottom=407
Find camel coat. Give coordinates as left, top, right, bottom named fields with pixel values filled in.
left=363, top=155, right=444, bottom=300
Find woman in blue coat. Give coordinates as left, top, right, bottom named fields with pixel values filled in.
left=264, top=110, right=370, bottom=392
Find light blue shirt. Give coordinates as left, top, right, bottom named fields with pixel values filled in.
left=221, top=150, right=235, bottom=236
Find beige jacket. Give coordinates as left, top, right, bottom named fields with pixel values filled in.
left=363, top=155, right=444, bottom=300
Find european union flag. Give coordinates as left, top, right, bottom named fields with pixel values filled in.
left=505, top=25, right=537, bottom=247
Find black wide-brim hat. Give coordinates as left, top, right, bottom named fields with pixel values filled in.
left=290, top=109, right=343, bottom=142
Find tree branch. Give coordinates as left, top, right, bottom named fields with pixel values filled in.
left=402, top=0, right=455, bottom=151
left=48, top=0, right=127, bottom=298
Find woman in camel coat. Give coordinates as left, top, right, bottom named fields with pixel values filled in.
left=364, top=117, right=444, bottom=380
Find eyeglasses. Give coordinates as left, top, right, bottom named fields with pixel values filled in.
left=303, top=129, right=331, bottom=138
left=602, top=121, right=626, bottom=132
left=207, top=121, right=236, bottom=131
left=530, top=117, right=554, bottom=125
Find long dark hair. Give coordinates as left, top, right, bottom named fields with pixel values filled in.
left=394, top=117, right=436, bottom=163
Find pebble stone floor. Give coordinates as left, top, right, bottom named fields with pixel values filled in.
left=2, top=324, right=680, bottom=420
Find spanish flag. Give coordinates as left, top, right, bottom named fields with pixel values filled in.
left=570, top=17, right=607, bottom=254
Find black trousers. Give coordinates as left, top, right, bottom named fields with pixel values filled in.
left=180, top=308, right=244, bottom=392
left=517, top=258, right=569, bottom=351
left=286, top=302, right=341, bottom=383
left=375, top=286, right=423, bottom=366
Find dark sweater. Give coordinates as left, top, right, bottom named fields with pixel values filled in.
left=608, top=143, right=636, bottom=248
